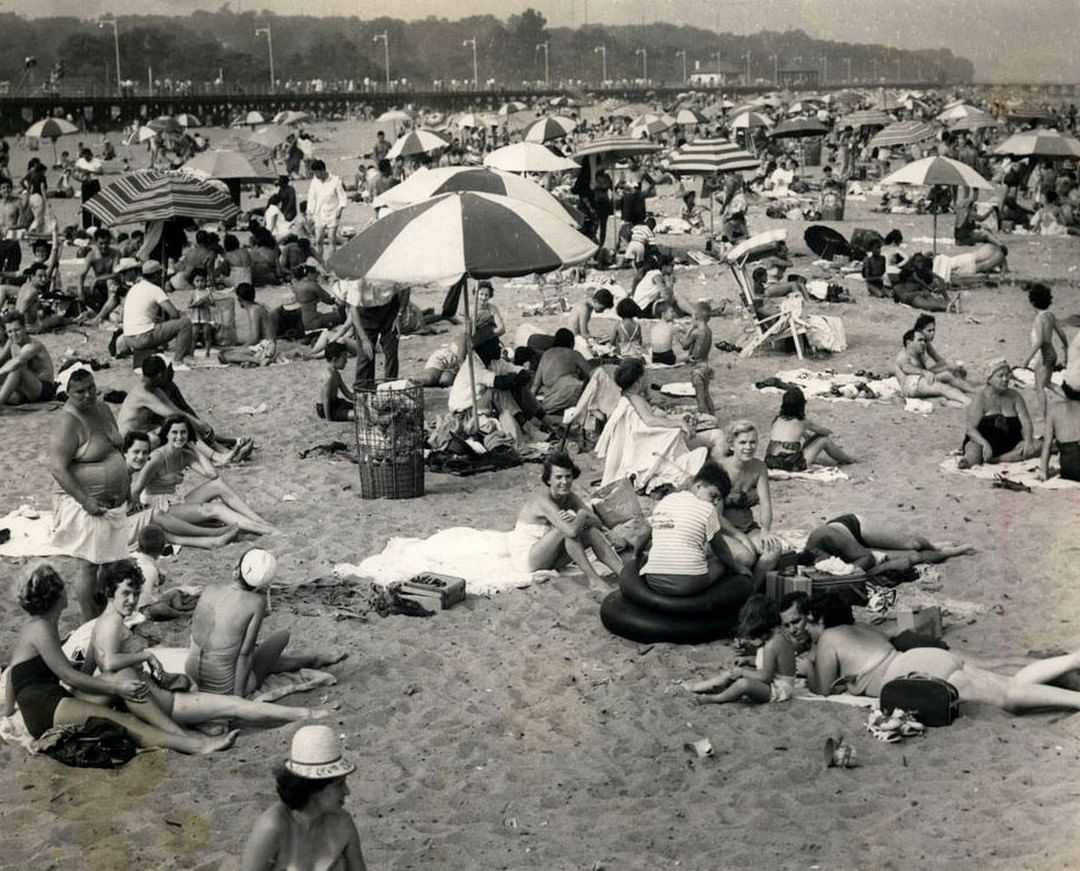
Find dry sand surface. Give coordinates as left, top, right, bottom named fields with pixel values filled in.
left=3, top=121, right=1080, bottom=870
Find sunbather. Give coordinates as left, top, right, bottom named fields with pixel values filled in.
left=764, top=387, right=856, bottom=471
left=959, top=359, right=1039, bottom=468
left=803, top=514, right=974, bottom=576
left=893, top=329, right=972, bottom=405
left=1040, top=384, right=1080, bottom=482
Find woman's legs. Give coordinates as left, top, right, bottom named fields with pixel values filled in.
left=996, top=438, right=1042, bottom=463
left=562, top=536, right=609, bottom=586
left=74, top=559, right=103, bottom=621
left=184, top=478, right=275, bottom=534
left=695, top=676, right=772, bottom=705
left=583, top=526, right=624, bottom=579
left=52, top=697, right=237, bottom=754
left=245, top=629, right=345, bottom=694
left=169, top=691, right=327, bottom=726
left=527, top=527, right=572, bottom=572
left=803, top=435, right=856, bottom=466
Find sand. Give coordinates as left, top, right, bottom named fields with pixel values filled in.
left=3, top=118, right=1080, bottom=871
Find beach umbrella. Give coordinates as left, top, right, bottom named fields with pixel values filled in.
left=837, top=109, right=894, bottom=129
left=804, top=226, right=853, bottom=261
left=248, top=125, right=292, bottom=149
left=880, top=156, right=993, bottom=252
left=26, top=117, right=79, bottom=163
left=948, top=112, right=1001, bottom=133
left=377, top=109, right=414, bottom=123
left=231, top=110, right=267, bottom=128
left=484, top=142, right=579, bottom=173
left=146, top=115, right=183, bottom=135
left=522, top=115, right=577, bottom=143
left=936, top=103, right=981, bottom=123
left=872, top=92, right=903, bottom=111
left=83, top=169, right=240, bottom=227
left=372, top=166, right=576, bottom=224
left=454, top=112, right=492, bottom=129
left=182, top=149, right=276, bottom=184
left=606, top=102, right=652, bottom=119
left=668, top=139, right=759, bottom=174
left=769, top=118, right=829, bottom=139
left=174, top=113, right=202, bottom=129
left=1007, top=105, right=1053, bottom=124
left=674, top=108, right=709, bottom=127
left=571, top=137, right=662, bottom=160
left=992, top=129, right=1080, bottom=159
left=497, top=101, right=528, bottom=116
left=126, top=125, right=159, bottom=146
left=729, top=111, right=773, bottom=130
left=868, top=121, right=937, bottom=149
left=385, top=128, right=450, bottom=160
left=273, top=110, right=310, bottom=126
left=628, top=118, right=671, bottom=139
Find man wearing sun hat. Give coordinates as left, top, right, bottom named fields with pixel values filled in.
left=122, top=259, right=194, bottom=364
left=184, top=548, right=346, bottom=697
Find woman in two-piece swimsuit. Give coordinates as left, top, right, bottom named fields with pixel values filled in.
left=1040, top=380, right=1080, bottom=482
left=959, top=359, right=1039, bottom=468
left=3, top=564, right=237, bottom=754
left=804, top=514, right=975, bottom=575
left=764, top=387, right=856, bottom=472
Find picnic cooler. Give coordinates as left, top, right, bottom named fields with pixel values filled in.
left=765, top=569, right=867, bottom=605
left=354, top=381, right=425, bottom=499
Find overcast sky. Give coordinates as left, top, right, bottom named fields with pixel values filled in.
left=23, top=0, right=1080, bottom=82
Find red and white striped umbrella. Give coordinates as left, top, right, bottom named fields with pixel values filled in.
left=667, top=139, right=759, bottom=175
left=327, top=191, right=596, bottom=286
left=83, top=169, right=241, bottom=227
left=522, top=115, right=577, bottom=143
left=385, top=128, right=450, bottom=160
left=993, top=129, right=1080, bottom=159
left=26, top=117, right=79, bottom=140
left=869, top=121, right=937, bottom=149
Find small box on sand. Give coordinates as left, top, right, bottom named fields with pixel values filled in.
left=397, top=573, right=466, bottom=610
left=896, top=606, right=943, bottom=639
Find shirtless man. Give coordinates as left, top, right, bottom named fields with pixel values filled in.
left=0, top=178, right=22, bottom=274
left=893, top=329, right=972, bottom=405
left=185, top=548, right=345, bottom=697
left=219, top=283, right=277, bottom=367
left=566, top=287, right=614, bottom=342
left=290, top=265, right=346, bottom=332
left=0, top=312, right=56, bottom=407
left=77, top=229, right=117, bottom=310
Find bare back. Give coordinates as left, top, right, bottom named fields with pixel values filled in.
left=189, top=585, right=261, bottom=653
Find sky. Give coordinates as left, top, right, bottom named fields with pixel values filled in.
left=19, top=0, right=1080, bottom=82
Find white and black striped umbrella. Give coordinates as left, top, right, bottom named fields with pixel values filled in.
left=26, top=117, right=78, bottom=140
left=327, top=191, right=596, bottom=286
left=175, top=113, right=203, bottom=128
left=880, top=156, right=993, bottom=190
left=667, top=138, right=759, bottom=175
left=522, top=115, right=577, bottom=143
left=484, top=142, right=579, bottom=173
left=83, top=169, right=240, bottom=227
left=729, top=111, right=773, bottom=131
left=869, top=121, right=937, bottom=149
left=385, top=128, right=450, bottom=160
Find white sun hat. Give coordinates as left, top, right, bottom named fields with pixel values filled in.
left=239, top=547, right=278, bottom=588
left=285, top=725, right=355, bottom=779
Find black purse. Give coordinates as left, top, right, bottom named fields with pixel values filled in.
left=880, top=674, right=960, bottom=727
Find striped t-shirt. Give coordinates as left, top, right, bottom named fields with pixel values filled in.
left=641, top=490, right=720, bottom=577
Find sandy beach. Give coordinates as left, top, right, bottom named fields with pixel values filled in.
left=3, top=117, right=1080, bottom=871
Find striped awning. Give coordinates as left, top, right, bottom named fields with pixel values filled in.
left=83, top=170, right=241, bottom=226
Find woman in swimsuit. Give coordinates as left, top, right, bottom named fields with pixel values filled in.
left=130, top=415, right=275, bottom=536
left=1024, top=283, right=1068, bottom=422
left=764, top=388, right=856, bottom=472
left=803, top=514, right=974, bottom=575
left=2, top=564, right=237, bottom=754
left=473, top=280, right=505, bottom=341
left=1040, top=383, right=1080, bottom=482
left=48, top=368, right=133, bottom=621
left=88, top=560, right=329, bottom=732
left=511, top=451, right=623, bottom=586
left=805, top=593, right=1080, bottom=713
left=959, top=359, right=1039, bottom=468
left=240, top=725, right=367, bottom=871
left=719, top=420, right=783, bottom=590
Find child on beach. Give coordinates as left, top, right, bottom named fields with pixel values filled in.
left=650, top=301, right=677, bottom=365
left=684, top=302, right=716, bottom=415
left=614, top=298, right=646, bottom=359
left=317, top=341, right=355, bottom=421
left=187, top=269, right=217, bottom=357
left=684, top=595, right=796, bottom=705
left=861, top=238, right=887, bottom=297
left=1024, top=282, right=1068, bottom=421
left=131, top=524, right=167, bottom=610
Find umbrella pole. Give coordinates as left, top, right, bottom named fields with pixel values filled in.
left=933, top=212, right=937, bottom=256
left=460, top=276, right=481, bottom=431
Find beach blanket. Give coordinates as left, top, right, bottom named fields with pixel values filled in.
left=939, top=456, right=1080, bottom=490
left=793, top=682, right=878, bottom=709
left=0, top=509, right=67, bottom=559
left=769, top=467, right=850, bottom=483
left=758, top=368, right=901, bottom=404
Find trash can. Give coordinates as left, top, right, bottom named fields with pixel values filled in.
left=354, top=381, right=425, bottom=499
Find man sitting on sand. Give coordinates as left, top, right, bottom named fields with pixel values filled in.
left=122, top=260, right=194, bottom=366
left=893, top=329, right=973, bottom=405
left=566, top=287, right=615, bottom=343
left=185, top=548, right=346, bottom=697
left=219, top=283, right=277, bottom=367
left=532, top=329, right=593, bottom=417
left=287, top=264, right=346, bottom=333
left=0, top=312, right=56, bottom=407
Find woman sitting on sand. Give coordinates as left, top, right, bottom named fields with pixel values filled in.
left=719, top=420, right=784, bottom=590
left=240, top=725, right=367, bottom=871
left=511, top=451, right=623, bottom=587
left=2, top=564, right=236, bottom=754
left=764, top=387, right=856, bottom=472
left=959, top=359, right=1040, bottom=468
left=130, top=416, right=275, bottom=536
left=87, top=560, right=329, bottom=732
left=805, top=592, right=1080, bottom=713
left=1040, top=381, right=1080, bottom=482
left=803, top=514, right=974, bottom=576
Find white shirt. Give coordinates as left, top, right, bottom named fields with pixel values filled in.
left=448, top=353, right=520, bottom=414
left=123, top=278, right=169, bottom=336
left=307, top=174, right=347, bottom=225
left=632, top=270, right=668, bottom=312
left=264, top=203, right=289, bottom=241
left=74, top=157, right=103, bottom=177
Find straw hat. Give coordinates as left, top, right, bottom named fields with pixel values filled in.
left=285, top=725, right=355, bottom=779
left=238, top=547, right=277, bottom=588
left=141, top=259, right=163, bottom=276
left=112, top=257, right=141, bottom=276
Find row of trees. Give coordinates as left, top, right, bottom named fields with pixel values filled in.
left=0, top=7, right=974, bottom=91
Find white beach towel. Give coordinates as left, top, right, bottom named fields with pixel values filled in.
left=768, top=467, right=850, bottom=483
left=939, top=456, right=1080, bottom=490
left=0, top=510, right=67, bottom=559
left=762, top=368, right=901, bottom=404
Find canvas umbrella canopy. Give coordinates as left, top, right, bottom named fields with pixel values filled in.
left=454, top=112, right=494, bottom=129
left=232, top=111, right=267, bottom=128
left=147, top=115, right=183, bottom=135
left=571, top=138, right=662, bottom=160
left=936, top=103, right=981, bottom=123
left=606, top=103, right=652, bottom=119
left=837, top=109, right=894, bottom=129
left=522, top=115, right=577, bottom=143
left=248, top=125, right=292, bottom=149
left=83, top=169, right=240, bottom=227
left=673, top=108, right=709, bottom=126
left=804, top=225, right=853, bottom=261
left=376, top=109, right=414, bottom=124
left=628, top=118, right=671, bottom=139
left=880, top=156, right=993, bottom=252
left=182, top=149, right=276, bottom=184
left=497, top=101, right=528, bottom=116
left=175, top=113, right=202, bottom=128
left=948, top=112, right=1001, bottom=133
left=769, top=118, right=829, bottom=139
left=729, top=111, right=773, bottom=130
left=1007, top=105, right=1053, bottom=123
left=668, top=139, right=759, bottom=234
left=273, top=110, right=311, bottom=126
left=26, top=117, right=78, bottom=163
left=127, top=126, right=158, bottom=146
left=993, top=129, right=1080, bottom=159
left=868, top=121, right=937, bottom=149
left=385, top=129, right=450, bottom=160
left=484, top=142, right=579, bottom=173
left=372, top=166, right=576, bottom=224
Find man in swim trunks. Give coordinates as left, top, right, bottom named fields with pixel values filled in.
left=893, top=329, right=972, bottom=405
left=185, top=548, right=345, bottom=696
left=566, top=287, right=615, bottom=343
left=218, top=283, right=277, bottom=367
left=0, top=177, right=23, bottom=275
left=0, top=312, right=56, bottom=407
left=289, top=265, right=346, bottom=332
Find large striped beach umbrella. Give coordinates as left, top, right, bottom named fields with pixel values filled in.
left=385, top=129, right=450, bottom=160
left=571, top=137, right=662, bottom=160
left=146, top=115, right=183, bottom=135
left=497, top=101, right=528, bottom=116
left=182, top=149, right=276, bottom=184
left=668, top=139, right=759, bottom=174
left=26, top=117, right=79, bottom=163
left=674, top=108, right=710, bottom=126
left=175, top=113, right=203, bottom=128
left=273, top=110, right=310, bottom=126
left=83, top=169, right=240, bottom=227
left=869, top=121, right=937, bottom=149
left=372, top=166, right=576, bottom=224
left=947, top=111, right=1000, bottom=132
left=936, top=103, right=981, bottom=123
left=522, top=115, right=577, bottom=143
left=993, top=129, right=1080, bottom=159
left=484, top=142, right=580, bottom=173
left=729, top=111, right=773, bottom=130
left=769, top=118, right=829, bottom=139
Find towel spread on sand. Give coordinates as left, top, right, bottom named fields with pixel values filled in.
left=939, top=456, right=1080, bottom=490
left=769, top=467, right=850, bottom=483
left=792, top=681, right=878, bottom=709
left=0, top=510, right=68, bottom=559
left=758, top=368, right=901, bottom=404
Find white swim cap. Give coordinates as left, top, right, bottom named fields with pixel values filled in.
left=239, top=548, right=277, bottom=588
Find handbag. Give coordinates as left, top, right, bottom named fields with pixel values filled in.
left=880, top=673, right=960, bottom=727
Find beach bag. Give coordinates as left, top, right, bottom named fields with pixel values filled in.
left=880, top=675, right=959, bottom=727
left=38, top=717, right=139, bottom=768
left=591, top=477, right=644, bottom=527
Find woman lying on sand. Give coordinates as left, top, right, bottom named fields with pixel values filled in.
left=764, top=387, right=856, bottom=472
left=511, top=451, right=623, bottom=587
left=803, top=514, right=974, bottom=576
left=959, top=359, right=1040, bottom=468
left=130, top=415, right=275, bottom=536
left=805, top=593, right=1080, bottom=712
left=86, top=560, right=327, bottom=732
left=2, top=564, right=236, bottom=754
left=240, top=725, right=367, bottom=871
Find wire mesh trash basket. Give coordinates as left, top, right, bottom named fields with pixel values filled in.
left=353, top=381, right=425, bottom=499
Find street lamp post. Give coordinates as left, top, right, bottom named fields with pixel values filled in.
left=254, top=26, right=274, bottom=92
left=98, top=17, right=122, bottom=96
left=770, top=54, right=779, bottom=86
left=844, top=57, right=852, bottom=82
left=594, top=45, right=606, bottom=85
left=895, top=58, right=902, bottom=82
left=745, top=50, right=751, bottom=86
left=635, top=47, right=647, bottom=82
left=463, top=37, right=478, bottom=88
left=675, top=49, right=686, bottom=83
left=536, top=41, right=549, bottom=86
left=373, top=32, right=390, bottom=88
left=821, top=55, right=828, bottom=85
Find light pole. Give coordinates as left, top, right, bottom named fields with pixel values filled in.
left=254, top=26, right=274, bottom=92
left=895, top=58, right=902, bottom=82
left=821, top=55, right=828, bottom=85
left=770, top=54, right=779, bottom=87
left=745, top=50, right=751, bottom=85
left=675, top=49, right=686, bottom=83
left=536, top=41, right=549, bottom=86
left=844, top=57, right=852, bottom=83
left=872, top=58, right=879, bottom=81
left=98, top=17, right=122, bottom=96
left=635, top=47, right=647, bottom=82
left=373, top=32, right=390, bottom=88
left=594, top=45, right=606, bottom=85
left=463, top=37, right=478, bottom=88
